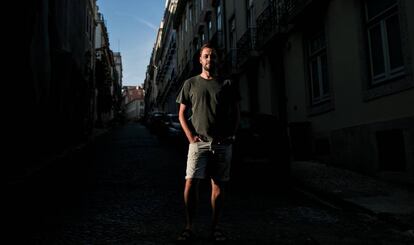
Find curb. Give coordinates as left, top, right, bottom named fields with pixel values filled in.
left=293, top=178, right=413, bottom=233
left=293, top=180, right=375, bottom=214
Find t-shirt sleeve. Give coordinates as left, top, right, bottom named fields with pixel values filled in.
left=176, top=80, right=191, bottom=105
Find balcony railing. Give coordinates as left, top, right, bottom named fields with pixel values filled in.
left=225, top=49, right=238, bottom=75
left=256, top=1, right=288, bottom=48
left=236, top=27, right=257, bottom=67
left=285, top=0, right=329, bottom=23
left=177, top=58, right=195, bottom=82
left=285, top=0, right=311, bottom=18
left=210, top=31, right=224, bottom=49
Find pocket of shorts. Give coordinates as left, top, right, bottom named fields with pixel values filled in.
left=189, top=142, right=199, bottom=152
left=188, top=143, right=199, bottom=158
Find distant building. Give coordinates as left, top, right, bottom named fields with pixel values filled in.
left=144, top=0, right=178, bottom=115
left=95, top=10, right=119, bottom=126
left=113, top=52, right=124, bottom=117
left=124, top=86, right=145, bottom=120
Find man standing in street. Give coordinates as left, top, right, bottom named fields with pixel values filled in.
left=176, top=43, right=240, bottom=242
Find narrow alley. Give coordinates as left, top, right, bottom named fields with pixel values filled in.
left=13, top=0, right=414, bottom=244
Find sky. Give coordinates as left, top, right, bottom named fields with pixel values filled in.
left=97, top=0, right=166, bottom=87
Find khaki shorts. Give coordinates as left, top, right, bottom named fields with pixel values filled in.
left=186, top=141, right=233, bottom=181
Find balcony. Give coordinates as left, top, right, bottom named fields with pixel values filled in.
left=210, top=30, right=224, bottom=49
left=200, top=0, right=214, bottom=21
left=173, top=0, right=188, bottom=29
left=236, top=27, right=258, bottom=67
left=158, top=79, right=173, bottom=106
left=225, top=49, right=238, bottom=75
left=256, top=1, right=288, bottom=49
left=285, top=0, right=330, bottom=23
left=178, top=59, right=195, bottom=82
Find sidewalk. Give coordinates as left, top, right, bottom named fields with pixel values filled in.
left=291, top=161, right=414, bottom=232
left=7, top=127, right=110, bottom=185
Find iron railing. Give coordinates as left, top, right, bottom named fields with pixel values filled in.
left=256, top=0, right=288, bottom=48
left=285, top=0, right=329, bottom=22
left=236, top=27, right=257, bottom=67
left=225, top=49, right=238, bottom=74
left=211, top=30, right=224, bottom=49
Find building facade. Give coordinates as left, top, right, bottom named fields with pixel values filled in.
left=95, top=10, right=120, bottom=126
left=124, top=86, right=146, bottom=121
left=283, top=0, right=414, bottom=182
left=19, top=0, right=98, bottom=160
left=144, top=0, right=179, bottom=116
left=146, top=0, right=414, bottom=182
left=12, top=0, right=123, bottom=179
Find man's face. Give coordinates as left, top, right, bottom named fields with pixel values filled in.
left=199, top=48, right=217, bottom=72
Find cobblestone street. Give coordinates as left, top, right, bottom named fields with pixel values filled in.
left=8, top=123, right=413, bottom=244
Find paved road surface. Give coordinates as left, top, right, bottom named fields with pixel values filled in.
left=7, top=123, right=413, bottom=244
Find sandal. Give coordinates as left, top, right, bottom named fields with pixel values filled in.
left=176, top=229, right=195, bottom=242
left=210, top=229, right=228, bottom=242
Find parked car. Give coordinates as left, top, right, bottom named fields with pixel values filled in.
left=146, top=111, right=165, bottom=133
left=160, top=113, right=184, bottom=137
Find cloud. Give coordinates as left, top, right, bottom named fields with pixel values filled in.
left=136, top=18, right=158, bottom=30
left=115, top=11, right=158, bottom=30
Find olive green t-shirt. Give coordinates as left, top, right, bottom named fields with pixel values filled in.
left=176, top=75, right=240, bottom=139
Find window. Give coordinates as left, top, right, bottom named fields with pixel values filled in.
left=228, top=16, right=237, bottom=68
left=246, top=0, right=256, bottom=48
left=365, top=0, right=404, bottom=85
left=85, top=11, right=89, bottom=33
left=206, top=15, right=212, bottom=41
left=194, top=0, right=199, bottom=21
left=85, top=9, right=92, bottom=42
left=307, top=30, right=330, bottom=105
left=215, top=0, right=224, bottom=48
left=189, top=5, right=192, bottom=23
left=194, top=37, right=200, bottom=51
left=199, top=24, right=206, bottom=45
left=217, top=3, right=223, bottom=31
left=216, top=1, right=222, bottom=31
left=185, top=15, right=188, bottom=32
left=229, top=16, right=236, bottom=49
left=247, top=0, right=255, bottom=28
left=201, top=31, right=205, bottom=44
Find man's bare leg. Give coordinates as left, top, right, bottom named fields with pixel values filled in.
left=184, top=178, right=199, bottom=230
left=211, top=179, right=226, bottom=230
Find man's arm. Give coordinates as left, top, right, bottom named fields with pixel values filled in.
left=178, top=103, right=200, bottom=143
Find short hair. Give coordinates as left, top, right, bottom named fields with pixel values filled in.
left=199, top=43, right=216, bottom=57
